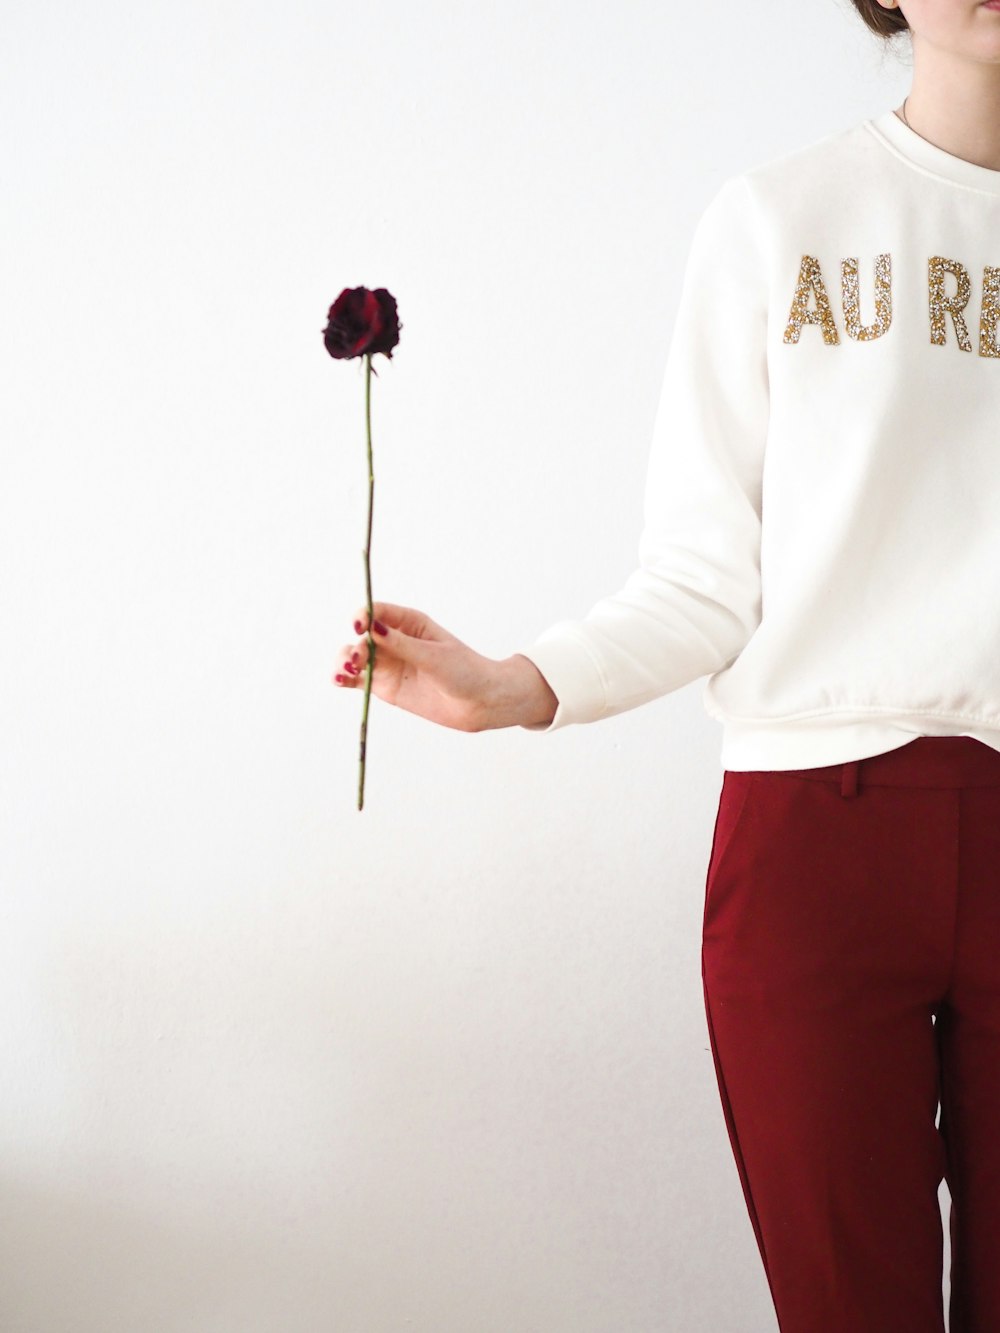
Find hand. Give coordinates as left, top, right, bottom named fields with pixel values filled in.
left=332, top=602, right=558, bottom=733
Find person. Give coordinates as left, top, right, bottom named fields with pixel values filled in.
left=334, top=1, right=1000, bottom=1327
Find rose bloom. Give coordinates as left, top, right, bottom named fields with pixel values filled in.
left=323, top=287, right=401, bottom=364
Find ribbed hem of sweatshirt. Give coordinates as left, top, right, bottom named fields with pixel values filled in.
left=516, top=629, right=609, bottom=733
left=717, top=715, right=1000, bottom=772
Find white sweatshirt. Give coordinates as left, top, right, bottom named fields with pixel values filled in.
left=518, top=108, right=1000, bottom=770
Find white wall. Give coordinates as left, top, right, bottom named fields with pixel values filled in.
left=1, top=2, right=915, bottom=1329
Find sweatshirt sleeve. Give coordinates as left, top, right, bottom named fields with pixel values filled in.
left=517, top=172, right=769, bottom=732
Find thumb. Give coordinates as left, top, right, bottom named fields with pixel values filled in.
left=367, top=616, right=435, bottom=667
left=355, top=602, right=457, bottom=646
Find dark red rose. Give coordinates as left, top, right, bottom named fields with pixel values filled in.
left=323, top=287, right=401, bottom=367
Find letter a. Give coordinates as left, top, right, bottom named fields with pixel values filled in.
left=783, top=256, right=840, bottom=346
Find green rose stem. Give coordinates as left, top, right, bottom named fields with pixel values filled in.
left=358, top=351, right=375, bottom=812
left=323, top=284, right=399, bottom=810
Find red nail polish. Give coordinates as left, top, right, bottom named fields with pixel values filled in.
left=373, top=619, right=388, bottom=636
left=353, top=620, right=363, bottom=634
left=335, top=674, right=346, bottom=683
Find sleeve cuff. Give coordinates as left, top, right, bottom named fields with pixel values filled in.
left=515, top=626, right=610, bottom=733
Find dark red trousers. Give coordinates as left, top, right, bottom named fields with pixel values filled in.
left=702, top=736, right=1000, bottom=1333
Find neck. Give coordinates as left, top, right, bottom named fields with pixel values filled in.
left=901, top=40, right=1000, bottom=170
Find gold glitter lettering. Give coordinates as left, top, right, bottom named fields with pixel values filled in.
left=980, top=266, right=1000, bottom=359
left=841, top=255, right=892, bottom=341
left=783, top=255, right=840, bottom=345
left=928, top=257, right=973, bottom=351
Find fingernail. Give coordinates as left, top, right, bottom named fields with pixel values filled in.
left=334, top=674, right=347, bottom=684
left=353, top=620, right=363, bottom=634
left=344, top=662, right=358, bottom=675
left=373, top=619, right=388, bottom=636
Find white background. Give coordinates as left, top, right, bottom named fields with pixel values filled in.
left=1, top=2, right=921, bottom=1329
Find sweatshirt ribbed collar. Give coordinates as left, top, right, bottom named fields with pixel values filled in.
left=865, top=108, right=1000, bottom=197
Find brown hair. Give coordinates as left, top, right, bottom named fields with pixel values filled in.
left=849, top=0, right=910, bottom=38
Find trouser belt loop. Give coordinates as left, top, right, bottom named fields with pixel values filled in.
left=840, top=760, right=860, bottom=799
